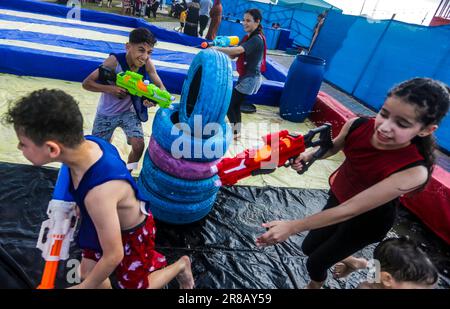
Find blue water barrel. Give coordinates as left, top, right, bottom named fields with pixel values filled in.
left=279, top=55, right=326, bottom=122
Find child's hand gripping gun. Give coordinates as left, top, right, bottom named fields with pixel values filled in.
left=201, top=36, right=240, bottom=49
left=213, top=124, right=332, bottom=186
left=116, top=70, right=175, bottom=108
left=36, top=165, right=78, bottom=289
left=293, top=123, right=333, bottom=175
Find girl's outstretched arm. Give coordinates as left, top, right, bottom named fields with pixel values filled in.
left=213, top=46, right=245, bottom=58
left=256, top=164, right=428, bottom=247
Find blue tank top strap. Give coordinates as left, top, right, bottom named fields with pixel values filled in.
left=70, top=135, right=148, bottom=252
left=111, top=52, right=148, bottom=80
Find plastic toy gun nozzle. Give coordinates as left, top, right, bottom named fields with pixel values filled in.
left=116, top=71, right=175, bottom=108
left=201, top=36, right=240, bottom=49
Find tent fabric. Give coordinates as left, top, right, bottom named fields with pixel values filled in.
left=311, top=10, right=450, bottom=152
left=222, top=0, right=339, bottom=47
left=278, top=0, right=333, bottom=10
left=0, top=162, right=448, bottom=289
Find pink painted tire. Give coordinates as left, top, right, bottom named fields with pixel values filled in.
left=148, top=136, right=219, bottom=180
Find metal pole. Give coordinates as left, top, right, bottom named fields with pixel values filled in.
left=360, top=0, right=367, bottom=15
left=421, top=11, right=428, bottom=25
left=268, top=1, right=273, bottom=25
left=445, top=0, right=450, bottom=18
left=372, top=0, right=380, bottom=18
left=433, top=0, right=444, bottom=17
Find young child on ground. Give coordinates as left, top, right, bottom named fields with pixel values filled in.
left=82, top=27, right=166, bottom=173
left=4, top=89, right=194, bottom=289
left=256, top=78, right=449, bottom=289
left=356, top=237, right=438, bottom=289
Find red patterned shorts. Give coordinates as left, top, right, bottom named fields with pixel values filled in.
left=82, top=213, right=167, bottom=289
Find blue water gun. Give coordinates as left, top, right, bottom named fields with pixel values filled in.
left=201, top=36, right=240, bottom=48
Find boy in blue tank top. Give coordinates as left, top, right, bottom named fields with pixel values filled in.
left=82, top=28, right=166, bottom=173
left=4, top=89, right=194, bottom=289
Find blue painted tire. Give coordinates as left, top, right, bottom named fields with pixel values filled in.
left=137, top=176, right=217, bottom=224
left=178, top=49, right=233, bottom=130
left=152, top=104, right=232, bottom=162
left=140, top=151, right=219, bottom=203
left=148, top=136, right=218, bottom=180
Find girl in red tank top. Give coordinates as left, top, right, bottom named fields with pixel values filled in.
left=256, top=78, right=449, bottom=289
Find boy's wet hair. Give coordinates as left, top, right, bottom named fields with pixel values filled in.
left=374, top=237, right=438, bottom=286
left=3, top=89, right=84, bottom=147
left=129, top=27, right=157, bottom=46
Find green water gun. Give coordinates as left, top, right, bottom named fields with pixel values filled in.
left=116, top=70, right=175, bottom=108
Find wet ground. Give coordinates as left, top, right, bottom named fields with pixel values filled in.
left=0, top=163, right=448, bottom=288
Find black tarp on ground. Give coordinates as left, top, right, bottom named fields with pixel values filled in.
left=0, top=162, right=449, bottom=289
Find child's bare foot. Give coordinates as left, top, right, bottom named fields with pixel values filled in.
left=333, top=262, right=355, bottom=279
left=176, top=256, right=195, bottom=289
left=304, top=280, right=324, bottom=289
left=333, top=256, right=368, bottom=279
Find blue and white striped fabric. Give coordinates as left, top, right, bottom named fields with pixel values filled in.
left=0, top=0, right=283, bottom=104
left=0, top=8, right=200, bottom=71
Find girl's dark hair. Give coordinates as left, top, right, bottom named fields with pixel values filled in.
left=3, top=89, right=84, bottom=147
left=374, top=237, right=438, bottom=286
left=245, top=8, right=263, bottom=39
left=129, top=27, right=157, bottom=46
left=388, top=78, right=450, bottom=185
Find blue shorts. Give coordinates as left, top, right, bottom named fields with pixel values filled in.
left=92, top=111, right=144, bottom=142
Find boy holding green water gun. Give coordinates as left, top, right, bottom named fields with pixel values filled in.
left=82, top=28, right=172, bottom=172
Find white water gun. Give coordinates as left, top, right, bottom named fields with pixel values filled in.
left=36, top=164, right=78, bottom=289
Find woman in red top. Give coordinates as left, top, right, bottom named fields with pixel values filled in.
left=256, top=78, right=449, bottom=289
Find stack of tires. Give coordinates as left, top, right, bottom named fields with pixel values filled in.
left=138, top=49, right=233, bottom=224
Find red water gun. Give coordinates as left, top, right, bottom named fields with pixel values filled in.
left=213, top=124, right=332, bottom=186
